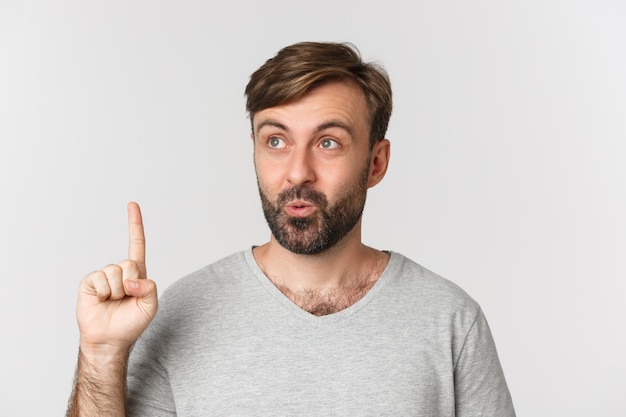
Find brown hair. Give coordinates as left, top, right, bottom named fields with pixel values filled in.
left=245, top=42, right=392, bottom=147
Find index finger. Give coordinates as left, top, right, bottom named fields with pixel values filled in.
left=127, top=201, right=147, bottom=279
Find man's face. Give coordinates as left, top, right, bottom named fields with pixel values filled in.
left=252, top=80, right=374, bottom=255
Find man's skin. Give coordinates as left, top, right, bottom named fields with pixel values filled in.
left=251, top=80, right=391, bottom=313
left=67, top=79, right=390, bottom=415
left=67, top=202, right=157, bottom=416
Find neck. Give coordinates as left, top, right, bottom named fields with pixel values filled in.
left=252, top=225, right=390, bottom=315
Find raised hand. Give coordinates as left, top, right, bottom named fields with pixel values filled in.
left=76, top=202, right=158, bottom=357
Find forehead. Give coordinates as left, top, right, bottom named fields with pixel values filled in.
left=252, top=80, right=369, bottom=133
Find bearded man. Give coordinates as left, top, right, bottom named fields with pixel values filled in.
left=67, top=42, right=515, bottom=417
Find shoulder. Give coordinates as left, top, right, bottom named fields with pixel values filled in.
left=159, top=250, right=252, bottom=305
left=382, top=252, right=481, bottom=319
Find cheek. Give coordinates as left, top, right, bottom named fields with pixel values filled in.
left=254, top=164, right=279, bottom=201
left=255, top=165, right=279, bottom=192
left=328, top=163, right=368, bottom=188
left=254, top=154, right=273, bottom=181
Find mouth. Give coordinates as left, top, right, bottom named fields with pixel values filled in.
left=284, top=200, right=317, bottom=218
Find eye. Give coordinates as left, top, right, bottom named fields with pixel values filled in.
left=268, top=136, right=286, bottom=149
left=319, top=138, right=340, bottom=149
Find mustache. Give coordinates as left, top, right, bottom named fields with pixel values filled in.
left=277, top=186, right=328, bottom=209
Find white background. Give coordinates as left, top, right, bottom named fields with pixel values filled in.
left=1, top=0, right=624, bottom=415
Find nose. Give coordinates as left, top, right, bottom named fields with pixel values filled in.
left=286, top=147, right=316, bottom=186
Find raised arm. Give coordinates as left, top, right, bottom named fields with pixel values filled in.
left=66, top=202, right=158, bottom=417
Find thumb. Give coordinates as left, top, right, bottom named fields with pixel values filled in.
left=124, top=278, right=158, bottom=313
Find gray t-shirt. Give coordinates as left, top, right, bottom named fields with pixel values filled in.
left=127, top=249, right=515, bottom=416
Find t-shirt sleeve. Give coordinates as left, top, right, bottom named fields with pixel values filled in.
left=453, top=308, right=516, bottom=417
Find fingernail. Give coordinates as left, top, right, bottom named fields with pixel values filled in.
left=126, top=280, right=139, bottom=289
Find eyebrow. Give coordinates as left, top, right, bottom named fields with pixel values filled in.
left=255, top=118, right=355, bottom=138
left=316, top=120, right=355, bottom=137
left=255, top=118, right=287, bottom=133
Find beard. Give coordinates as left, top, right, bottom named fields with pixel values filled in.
left=258, top=162, right=370, bottom=255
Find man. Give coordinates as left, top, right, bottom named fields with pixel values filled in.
left=67, top=42, right=515, bottom=416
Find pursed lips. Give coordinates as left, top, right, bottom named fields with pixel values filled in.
left=284, top=200, right=316, bottom=217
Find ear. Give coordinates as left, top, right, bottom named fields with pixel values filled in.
left=251, top=132, right=258, bottom=168
left=367, top=139, right=391, bottom=188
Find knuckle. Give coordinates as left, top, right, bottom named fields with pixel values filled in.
left=80, top=270, right=104, bottom=291
left=118, top=259, right=140, bottom=278
left=84, top=270, right=107, bottom=285
left=101, top=263, right=122, bottom=275
left=80, top=270, right=110, bottom=297
left=118, top=259, right=137, bottom=270
left=84, top=269, right=103, bottom=281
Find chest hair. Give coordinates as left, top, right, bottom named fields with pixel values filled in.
left=275, top=280, right=377, bottom=316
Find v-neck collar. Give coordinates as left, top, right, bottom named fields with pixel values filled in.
left=244, top=247, right=397, bottom=327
